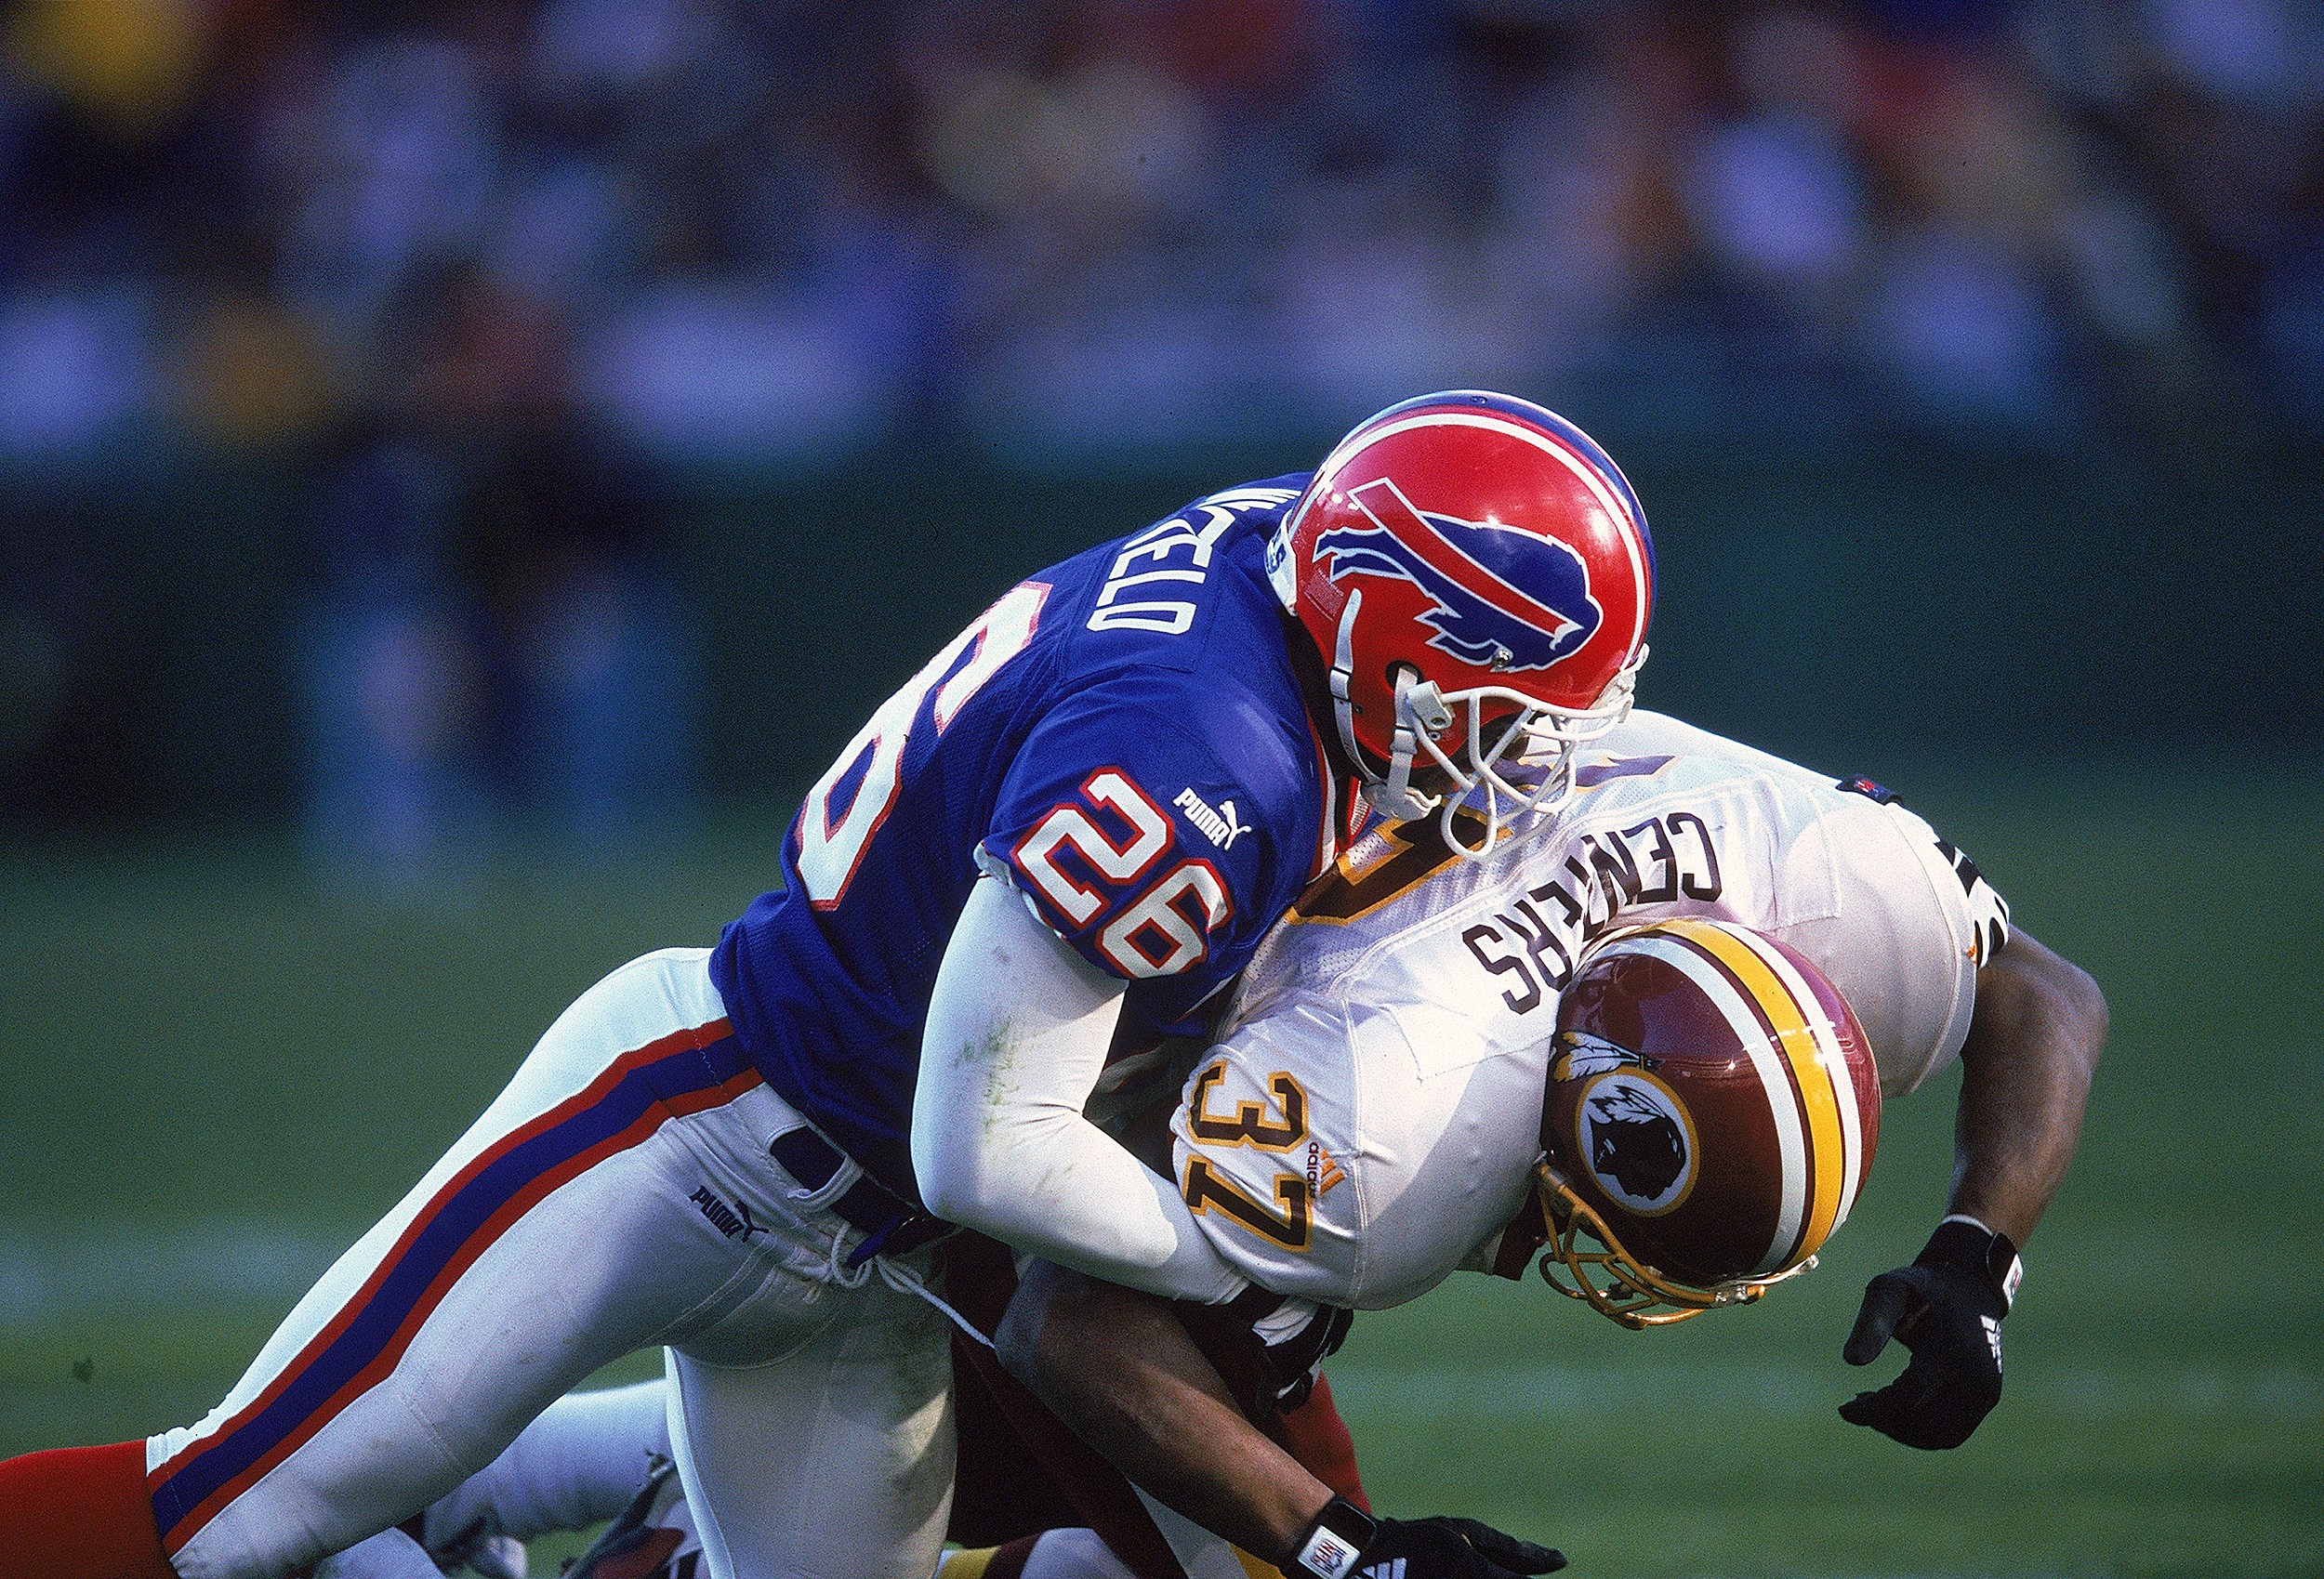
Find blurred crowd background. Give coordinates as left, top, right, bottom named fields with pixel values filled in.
left=1, top=0, right=2319, bottom=869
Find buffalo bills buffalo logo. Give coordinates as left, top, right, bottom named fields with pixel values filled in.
left=1578, top=1072, right=1693, bottom=1213
left=1314, top=477, right=1603, bottom=672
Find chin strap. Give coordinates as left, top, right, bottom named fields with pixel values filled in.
left=1326, top=586, right=1364, bottom=774
left=1332, top=589, right=1439, bottom=823
left=1374, top=667, right=1450, bottom=823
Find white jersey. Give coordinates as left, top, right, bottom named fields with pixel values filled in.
left=1169, top=711, right=2011, bottom=1310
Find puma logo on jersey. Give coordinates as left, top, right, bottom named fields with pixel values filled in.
left=688, top=1186, right=763, bottom=1240
left=1175, top=787, right=1253, bottom=849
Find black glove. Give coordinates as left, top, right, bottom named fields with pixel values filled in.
left=1365, top=1517, right=1568, bottom=1579
left=1287, top=1497, right=1566, bottom=1579
left=1840, top=1217, right=2022, bottom=1450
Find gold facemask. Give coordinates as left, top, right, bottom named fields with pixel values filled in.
left=1528, top=1160, right=1818, bottom=1331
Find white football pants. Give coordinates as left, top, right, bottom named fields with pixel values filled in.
left=145, top=948, right=956, bottom=1579
left=334, top=1379, right=1258, bottom=1579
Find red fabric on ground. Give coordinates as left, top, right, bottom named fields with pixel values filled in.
left=0, top=1441, right=178, bottom=1579
left=1278, top=1376, right=1368, bottom=1513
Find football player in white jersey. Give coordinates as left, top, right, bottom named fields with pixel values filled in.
left=995, top=709, right=2106, bottom=1576
left=1151, top=705, right=2010, bottom=1315
left=360, top=711, right=2104, bottom=1579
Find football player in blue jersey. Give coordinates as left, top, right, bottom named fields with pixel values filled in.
left=0, top=392, right=1655, bottom=1579
left=324, top=710, right=2099, bottom=1579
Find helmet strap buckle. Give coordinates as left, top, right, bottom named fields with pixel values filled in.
left=1362, top=665, right=1449, bottom=822
left=1403, top=677, right=1452, bottom=735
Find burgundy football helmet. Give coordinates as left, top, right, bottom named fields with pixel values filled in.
left=1530, top=918, right=1881, bottom=1328
left=1269, top=390, right=1653, bottom=856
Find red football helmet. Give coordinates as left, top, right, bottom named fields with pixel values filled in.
left=1269, top=390, right=1653, bottom=857
left=1529, top=918, right=1880, bottom=1328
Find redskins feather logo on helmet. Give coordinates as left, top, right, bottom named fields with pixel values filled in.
left=1269, top=390, right=1653, bottom=858
left=1529, top=918, right=1881, bottom=1329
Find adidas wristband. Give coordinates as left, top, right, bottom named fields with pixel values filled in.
left=1288, top=1496, right=1378, bottom=1579
left=1927, top=1216, right=2023, bottom=1313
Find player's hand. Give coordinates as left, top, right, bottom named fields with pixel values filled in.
left=1364, top=1516, right=1567, bottom=1578
left=1840, top=1219, right=2020, bottom=1450
left=1287, top=1498, right=1565, bottom=1579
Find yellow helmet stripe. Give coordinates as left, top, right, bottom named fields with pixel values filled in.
left=1618, top=931, right=1807, bottom=1273
left=1660, top=918, right=1849, bottom=1265
left=1747, top=929, right=1867, bottom=1229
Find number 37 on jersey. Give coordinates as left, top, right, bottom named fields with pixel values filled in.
left=1178, top=1059, right=1340, bottom=1253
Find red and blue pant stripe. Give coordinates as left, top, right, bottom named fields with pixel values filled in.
left=148, top=1018, right=758, bottom=1554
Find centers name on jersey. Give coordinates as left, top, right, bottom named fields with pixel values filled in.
left=1461, top=811, right=1724, bottom=1010
left=1089, top=485, right=1300, bottom=636
left=1175, top=786, right=1254, bottom=849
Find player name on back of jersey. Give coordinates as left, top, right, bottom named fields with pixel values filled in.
left=1461, top=809, right=1724, bottom=1010
left=1087, top=484, right=1301, bottom=635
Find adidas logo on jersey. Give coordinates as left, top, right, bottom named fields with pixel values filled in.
left=1307, top=1139, right=1347, bottom=1199
left=1174, top=787, right=1253, bottom=849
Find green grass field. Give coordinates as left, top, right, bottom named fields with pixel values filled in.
left=5, top=770, right=2320, bottom=1578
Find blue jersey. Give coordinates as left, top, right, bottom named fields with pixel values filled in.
left=709, top=477, right=1346, bottom=1201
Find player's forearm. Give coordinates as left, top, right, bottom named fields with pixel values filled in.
left=996, top=1261, right=1334, bottom=1561
left=914, top=875, right=1248, bottom=1301
left=924, top=1102, right=1249, bottom=1299
left=1945, top=929, right=2107, bottom=1247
